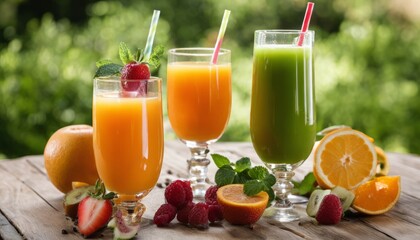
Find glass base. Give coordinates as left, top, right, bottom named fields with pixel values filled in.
left=113, top=191, right=150, bottom=224
left=264, top=161, right=305, bottom=223
left=115, top=200, right=146, bottom=224
left=289, top=194, right=308, bottom=204
left=263, top=204, right=300, bottom=223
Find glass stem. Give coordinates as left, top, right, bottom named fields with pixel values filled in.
left=272, top=169, right=295, bottom=208
left=188, top=146, right=210, bottom=199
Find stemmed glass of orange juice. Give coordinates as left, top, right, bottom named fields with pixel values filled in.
left=167, top=48, right=231, bottom=198
left=93, top=77, right=164, bottom=223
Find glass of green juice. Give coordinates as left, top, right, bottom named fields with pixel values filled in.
left=250, top=30, right=316, bottom=222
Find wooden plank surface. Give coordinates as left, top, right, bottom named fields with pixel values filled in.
left=0, top=141, right=419, bottom=240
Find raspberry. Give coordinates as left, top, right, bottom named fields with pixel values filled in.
left=315, top=194, right=343, bottom=225
left=153, top=203, right=177, bottom=227
left=205, top=185, right=219, bottom=205
left=165, top=180, right=188, bottom=209
left=177, top=201, right=195, bottom=224
left=188, top=202, right=209, bottom=229
left=180, top=180, right=193, bottom=204
left=208, top=204, right=223, bottom=223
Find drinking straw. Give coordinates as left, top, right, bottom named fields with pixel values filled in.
left=297, top=2, right=314, bottom=46
left=143, top=10, right=160, bottom=62
left=211, top=10, right=231, bottom=64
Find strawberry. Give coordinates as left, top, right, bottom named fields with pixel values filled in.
left=77, top=180, right=116, bottom=237
left=121, top=62, right=150, bottom=80
left=120, top=62, right=150, bottom=93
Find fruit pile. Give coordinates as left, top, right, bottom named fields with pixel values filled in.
left=306, top=126, right=401, bottom=225
left=153, top=180, right=223, bottom=228
left=152, top=154, right=274, bottom=229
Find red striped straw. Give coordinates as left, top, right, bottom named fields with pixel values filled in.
left=297, top=2, right=314, bottom=46
left=211, top=10, right=231, bottom=64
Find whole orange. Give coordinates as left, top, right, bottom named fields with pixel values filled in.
left=44, top=125, right=99, bottom=193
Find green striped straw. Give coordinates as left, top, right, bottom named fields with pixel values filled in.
left=211, top=10, right=231, bottom=64
left=143, top=10, right=160, bottom=62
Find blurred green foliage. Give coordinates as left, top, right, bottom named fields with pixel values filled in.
left=0, top=0, right=419, bottom=158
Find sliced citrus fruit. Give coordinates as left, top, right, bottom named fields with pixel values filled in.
left=314, top=129, right=377, bottom=190
left=352, top=176, right=400, bottom=215
left=216, top=184, right=268, bottom=225
left=375, top=146, right=390, bottom=176
left=317, top=125, right=352, bottom=137
left=72, top=181, right=90, bottom=189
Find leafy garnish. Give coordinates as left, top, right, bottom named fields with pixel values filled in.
left=91, top=179, right=117, bottom=200
left=119, top=42, right=135, bottom=64
left=94, top=42, right=164, bottom=78
left=211, top=153, right=231, bottom=168
left=94, top=63, right=123, bottom=78
left=211, top=154, right=276, bottom=204
left=291, top=172, right=318, bottom=196
left=148, top=45, right=164, bottom=68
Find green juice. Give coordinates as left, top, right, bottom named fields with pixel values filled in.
left=250, top=45, right=316, bottom=165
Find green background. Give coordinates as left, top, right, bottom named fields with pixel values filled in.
left=1, top=0, right=419, bottom=158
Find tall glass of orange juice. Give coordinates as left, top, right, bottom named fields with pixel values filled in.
left=167, top=48, right=231, bottom=198
left=93, top=77, right=163, bottom=222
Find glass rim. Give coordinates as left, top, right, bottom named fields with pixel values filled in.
left=168, top=47, right=230, bottom=57
left=255, top=29, right=314, bottom=34
left=94, top=76, right=161, bottom=83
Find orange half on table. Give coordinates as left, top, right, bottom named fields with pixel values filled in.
left=216, top=184, right=268, bottom=225
left=314, top=128, right=377, bottom=190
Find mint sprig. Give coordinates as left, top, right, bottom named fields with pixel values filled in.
left=94, top=42, right=164, bottom=78
left=119, top=42, right=135, bottom=64
left=291, top=172, right=318, bottom=196
left=211, top=154, right=276, bottom=204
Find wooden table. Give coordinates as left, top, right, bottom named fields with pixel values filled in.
left=1, top=140, right=420, bottom=240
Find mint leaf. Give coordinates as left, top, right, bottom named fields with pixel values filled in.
left=96, top=59, right=113, bottom=68
left=234, top=169, right=252, bottom=184
left=235, top=157, right=251, bottom=173
left=263, top=174, right=276, bottom=187
left=135, top=48, right=144, bottom=62
left=215, top=165, right=235, bottom=186
left=244, top=180, right=265, bottom=196
left=94, top=63, right=123, bottom=77
left=265, top=187, right=275, bottom=203
left=211, top=154, right=230, bottom=168
left=148, top=45, right=164, bottom=68
left=296, top=172, right=317, bottom=196
left=248, top=166, right=269, bottom=180
left=119, top=42, right=135, bottom=65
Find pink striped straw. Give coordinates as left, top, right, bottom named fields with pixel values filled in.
left=297, top=2, right=314, bottom=46
left=211, top=10, right=231, bottom=64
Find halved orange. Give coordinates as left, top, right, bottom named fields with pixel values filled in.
left=314, top=129, right=377, bottom=190
left=216, top=184, right=268, bottom=225
left=352, top=176, right=400, bottom=215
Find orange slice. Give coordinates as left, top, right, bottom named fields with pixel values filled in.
left=352, top=176, right=400, bottom=215
left=71, top=181, right=90, bottom=189
left=375, top=146, right=390, bottom=176
left=314, top=129, right=377, bottom=190
left=216, top=184, right=268, bottom=225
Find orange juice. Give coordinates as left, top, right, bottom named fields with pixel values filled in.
left=167, top=62, right=231, bottom=142
left=93, top=94, right=163, bottom=195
